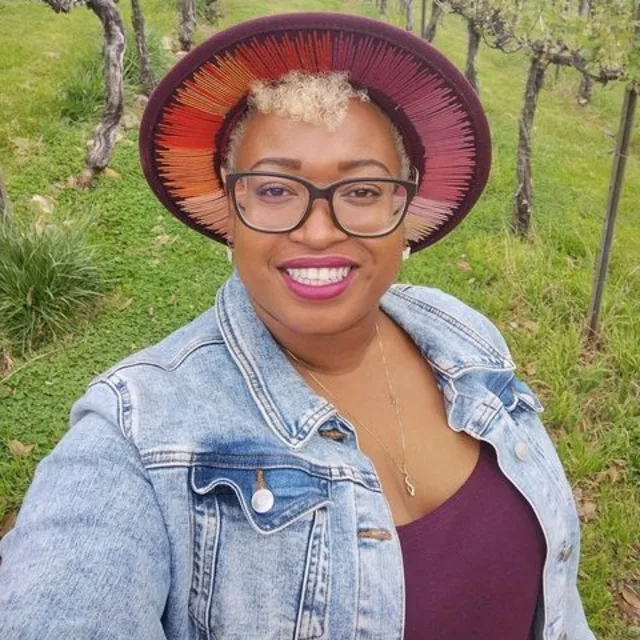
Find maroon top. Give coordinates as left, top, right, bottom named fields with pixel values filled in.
left=397, top=441, right=546, bottom=639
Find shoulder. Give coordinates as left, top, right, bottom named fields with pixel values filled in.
left=71, top=304, right=237, bottom=445
left=100, top=306, right=225, bottom=378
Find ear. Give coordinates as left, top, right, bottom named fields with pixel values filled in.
left=220, top=167, right=227, bottom=188
left=226, top=215, right=236, bottom=241
left=226, top=193, right=236, bottom=244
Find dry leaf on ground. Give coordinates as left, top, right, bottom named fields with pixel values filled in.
left=573, top=486, right=597, bottom=522
left=9, top=137, right=40, bottom=164
left=456, top=259, right=471, bottom=272
left=154, top=234, right=172, bottom=247
left=0, top=384, right=14, bottom=399
left=10, top=137, right=31, bottom=153
left=521, top=320, right=539, bottom=335
left=594, top=460, right=627, bottom=485
left=0, top=511, right=17, bottom=539
left=31, top=194, right=55, bottom=215
left=135, top=94, right=149, bottom=110
left=7, top=439, right=36, bottom=457
left=121, top=112, right=140, bottom=130
left=161, top=35, right=175, bottom=51
left=0, top=350, right=14, bottom=375
left=618, top=582, right=640, bottom=623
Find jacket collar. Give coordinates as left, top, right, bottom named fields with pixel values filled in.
left=380, top=286, right=514, bottom=378
left=216, top=272, right=336, bottom=448
left=216, top=272, right=514, bottom=447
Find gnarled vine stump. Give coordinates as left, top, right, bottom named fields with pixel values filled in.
left=78, top=0, right=125, bottom=188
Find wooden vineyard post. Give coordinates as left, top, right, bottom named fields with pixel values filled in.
left=586, top=83, right=638, bottom=341
left=586, top=5, right=640, bottom=342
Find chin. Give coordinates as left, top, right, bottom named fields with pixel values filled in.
left=264, top=296, right=373, bottom=338
left=290, top=310, right=361, bottom=337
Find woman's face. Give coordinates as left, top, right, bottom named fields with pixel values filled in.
left=227, top=99, right=406, bottom=338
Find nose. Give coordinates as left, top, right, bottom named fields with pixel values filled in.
left=288, top=196, right=348, bottom=249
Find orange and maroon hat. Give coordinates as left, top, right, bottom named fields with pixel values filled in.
left=139, top=12, right=491, bottom=253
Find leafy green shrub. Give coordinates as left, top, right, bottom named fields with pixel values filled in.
left=0, top=219, right=102, bottom=353
left=58, top=54, right=104, bottom=123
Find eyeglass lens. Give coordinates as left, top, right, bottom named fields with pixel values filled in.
left=233, top=175, right=409, bottom=235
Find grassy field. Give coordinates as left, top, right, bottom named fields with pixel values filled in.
left=0, top=0, right=639, bottom=635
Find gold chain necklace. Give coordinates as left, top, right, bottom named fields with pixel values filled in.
left=285, top=324, right=416, bottom=497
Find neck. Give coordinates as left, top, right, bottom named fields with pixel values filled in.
left=253, top=304, right=383, bottom=376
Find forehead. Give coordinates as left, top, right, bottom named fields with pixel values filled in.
left=233, top=99, right=402, bottom=174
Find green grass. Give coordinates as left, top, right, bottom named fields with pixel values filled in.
left=0, top=216, right=102, bottom=352
left=0, top=0, right=639, bottom=635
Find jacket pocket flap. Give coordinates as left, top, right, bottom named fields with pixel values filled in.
left=190, top=463, right=331, bottom=533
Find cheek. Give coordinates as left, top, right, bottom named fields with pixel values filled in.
left=232, top=227, right=280, bottom=283
left=368, top=234, right=405, bottom=276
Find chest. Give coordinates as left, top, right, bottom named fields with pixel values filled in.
left=326, top=348, right=482, bottom=526
left=144, top=375, right=580, bottom=639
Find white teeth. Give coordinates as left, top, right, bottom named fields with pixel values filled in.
left=285, top=266, right=351, bottom=286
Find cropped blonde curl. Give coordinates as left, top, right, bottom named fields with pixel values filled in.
left=224, top=71, right=410, bottom=178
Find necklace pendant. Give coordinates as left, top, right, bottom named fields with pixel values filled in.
left=404, top=473, right=416, bottom=497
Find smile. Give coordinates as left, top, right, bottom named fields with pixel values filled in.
left=285, top=266, right=351, bottom=287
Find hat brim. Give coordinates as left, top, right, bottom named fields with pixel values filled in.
left=140, top=12, right=491, bottom=253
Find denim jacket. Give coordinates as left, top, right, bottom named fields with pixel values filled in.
left=0, top=272, right=594, bottom=640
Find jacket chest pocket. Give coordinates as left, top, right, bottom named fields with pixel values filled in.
left=188, top=462, right=332, bottom=640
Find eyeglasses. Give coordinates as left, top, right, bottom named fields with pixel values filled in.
left=225, top=169, right=418, bottom=238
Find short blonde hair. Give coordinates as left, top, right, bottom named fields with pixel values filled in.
left=224, top=71, right=410, bottom=178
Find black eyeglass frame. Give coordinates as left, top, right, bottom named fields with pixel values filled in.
left=224, top=168, right=419, bottom=238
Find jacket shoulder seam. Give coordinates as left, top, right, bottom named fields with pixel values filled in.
left=104, top=337, right=225, bottom=377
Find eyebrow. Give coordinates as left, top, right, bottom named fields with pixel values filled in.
left=337, top=159, right=392, bottom=175
left=248, top=157, right=392, bottom=175
left=249, top=157, right=301, bottom=171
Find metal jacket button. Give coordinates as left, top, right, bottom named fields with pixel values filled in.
left=251, top=488, right=275, bottom=514
left=515, top=441, right=530, bottom=461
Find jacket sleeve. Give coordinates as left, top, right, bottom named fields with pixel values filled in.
left=0, top=381, right=170, bottom=639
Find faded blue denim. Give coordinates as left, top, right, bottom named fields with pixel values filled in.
left=0, top=272, right=594, bottom=639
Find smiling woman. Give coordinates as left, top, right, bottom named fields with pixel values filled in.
left=0, top=12, right=594, bottom=640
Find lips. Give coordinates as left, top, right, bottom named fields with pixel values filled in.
left=278, top=256, right=358, bottom=269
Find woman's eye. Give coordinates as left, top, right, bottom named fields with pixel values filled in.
left=256, top=184, right=291, bottom=198
left=343, top=186, right=381, bottom=199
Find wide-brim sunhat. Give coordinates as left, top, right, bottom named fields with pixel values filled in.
left=139, top=12, right=491, bottom=253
